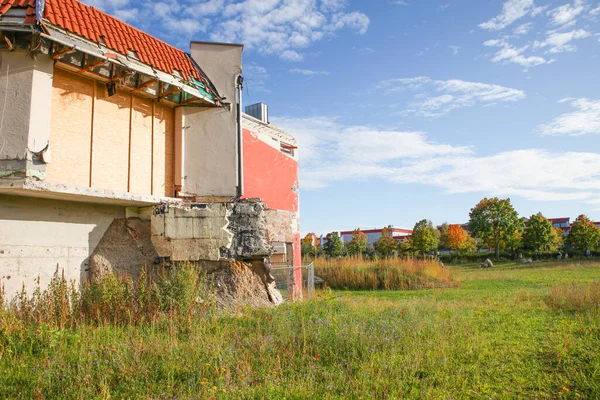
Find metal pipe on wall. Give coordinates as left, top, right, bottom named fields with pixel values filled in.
left=236, top=75, right=244, bottom=198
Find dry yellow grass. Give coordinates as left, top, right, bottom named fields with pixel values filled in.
left=314, top=256, right=455, bottom=290
left=544, top=280, right=600, bottom=311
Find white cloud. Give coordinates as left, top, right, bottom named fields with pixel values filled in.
left=393, top=1, right=409, bottom=5
left=243, top=64, right=271, bottom=93
left=548, top=0, right=586, bottom=27
left=289, top=68, right=330, bottom=75
left=538, top=98, right=600, bottom=136
left=514, top=22, right=533, bottom=35
left=378, top=77, right=526, bottom=117
left=280, top=50, right=304, bottom=62
left=533, top=29, right=591, bottom=53
left=81, top=0, right=369, bottom=62
left=484, top=38, right=547, bottom=68
left=449, top=45, right=461, bottom=55
left=480, top=0, right=544, bottom=31
left=274, top=116, right=600, bottom=204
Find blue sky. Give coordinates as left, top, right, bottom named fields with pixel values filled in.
left=86, top=0, right=600, bottom=234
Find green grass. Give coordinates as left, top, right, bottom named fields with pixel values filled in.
left=1, top=262, right=599, bottom=399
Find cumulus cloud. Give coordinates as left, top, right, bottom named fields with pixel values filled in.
left=538, top=98, right=600, bottom=136
left=479, top=0, right=544, bottom=31
left=514, top=22, right=533, bottom=35
left=479, top=0, right=594, bottom=69
left=533, top=29, right=591, bottom=53
left=547, top=0, right=586, bottom=27
left=81, top=0, right=369, bottom=61
left=274, top=116, right=600, bottom=203
left=484, top=38, right=547, bottom=68
left=378, top=77, right=526, bottom=117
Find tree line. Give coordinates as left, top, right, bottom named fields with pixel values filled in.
left=303, top=197, right=600, bottom=260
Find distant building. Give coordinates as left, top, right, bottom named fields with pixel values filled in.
left=548, top=217, right=571, bottom=232
left=339, top=228, right=413, bottom=245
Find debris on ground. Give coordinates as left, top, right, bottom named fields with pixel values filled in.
left=210, top=260, right=284, bottom=309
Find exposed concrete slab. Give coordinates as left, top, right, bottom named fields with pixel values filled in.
left=0, top=179, right=182, bottom=207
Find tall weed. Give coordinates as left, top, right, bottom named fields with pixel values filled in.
left=544, top=280, right=600, bottom=312
left=314, top=256, right=455, bottom=290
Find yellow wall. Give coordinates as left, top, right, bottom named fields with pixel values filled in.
left=47, top=68, right=175, bottom=197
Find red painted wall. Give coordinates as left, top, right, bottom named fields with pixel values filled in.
left=242, top=128, right=298, bottom=212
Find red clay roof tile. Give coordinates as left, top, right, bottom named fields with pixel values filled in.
left=0, top=0, right=203, bottom=81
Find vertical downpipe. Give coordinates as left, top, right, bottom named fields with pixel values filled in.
left=236, top=75, right=244, bottom=198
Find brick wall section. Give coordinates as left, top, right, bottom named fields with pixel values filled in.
left=46, top=69, right=175, bottom=196
left=46, top=69, right=93, bottom=186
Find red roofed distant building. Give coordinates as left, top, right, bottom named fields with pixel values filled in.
left=339, top=228, right=413, bottom=245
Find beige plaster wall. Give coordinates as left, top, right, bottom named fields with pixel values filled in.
left=46, top=69, right=93, bottom=186
left=184, top=43, right=243, bottom=198
left=0, top=50, right=53, bottom=181
left=0, top=51, right=34, bottom=160
left=46, top=69, right=175, bottom=197
left=0, top=194, right=125, bottom=298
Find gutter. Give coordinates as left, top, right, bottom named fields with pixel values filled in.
left=236, top=75, right=244, bottom=198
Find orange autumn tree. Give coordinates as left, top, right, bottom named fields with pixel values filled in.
left=446, top=224, right=468, bottom=253
left=302, top=233, right=320, bottom=256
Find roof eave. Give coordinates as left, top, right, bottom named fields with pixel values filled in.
left=41, top=24, right=220, bottom=106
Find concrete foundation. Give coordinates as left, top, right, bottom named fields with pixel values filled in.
left=0, top=194, right=125, bottom=297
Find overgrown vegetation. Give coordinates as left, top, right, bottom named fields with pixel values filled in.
left=2, top=264, right=214, bottom=329
left=0, top=262, right=599, bottom=398
left=545, top=280, right=600, bottom=312
left=314, top=256, right=455, bottom=290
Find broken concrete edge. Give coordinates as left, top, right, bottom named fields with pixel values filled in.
left=151, top=198, right=275, bottom=263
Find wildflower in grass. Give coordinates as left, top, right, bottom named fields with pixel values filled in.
left=315, top=355, right=321, bottom=359
left=212, top=386, right=217, bottom=390
left=558, top=355, right=563, bottom=359
left=253, top=382, right=259, bottom=385
left=563, top=387, right=570, bottom=392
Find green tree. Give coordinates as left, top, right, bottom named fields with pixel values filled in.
left=550, top=227, right=565, bottom=252
left=468, top=197, right=523, bottom=260
left=503, top=229, right=523, bottom=257
left=411, top=220, right=440, bottom=255
left=374, top=226, right=398, bottom=258
left=346, top=228, right=368, bottom=257
left=523, top=213, right=553, bottom=253
left=399, top=237, right=414, bottom=255
left=568, top=215, right=600, bottom=252
left=323, top=232, right=343, bottom=258
left=438, top=222, right=449, bottom=250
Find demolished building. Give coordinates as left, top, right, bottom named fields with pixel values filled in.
left=0, top=0, right=301, bottom=300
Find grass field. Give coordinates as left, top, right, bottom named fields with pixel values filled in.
left=1, top=261, right=599, bottom=399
